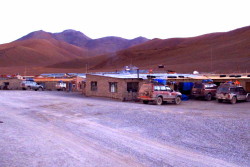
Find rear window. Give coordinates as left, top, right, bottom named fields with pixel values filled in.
left=139, top=84, right=152, bottom=92
left=217, top=87, right=229, bottom=93
left=194, top=83, right=203, bottom=89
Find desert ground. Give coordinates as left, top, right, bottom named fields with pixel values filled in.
left=0, top=91, right=249, bottom=167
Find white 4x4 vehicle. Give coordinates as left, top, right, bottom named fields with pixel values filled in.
left=138, top=83, right=182, bottom=105
left=216, top=83, right=250, bottom=104
left=21, top=81, right=44, bottom=91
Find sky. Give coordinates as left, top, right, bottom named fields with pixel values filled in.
left=0, top=0, right=250, bottom=44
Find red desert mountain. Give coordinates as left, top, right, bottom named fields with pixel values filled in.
left=0, top=30, right=148, bottom=74
left=0, top=26, right=250, bottom=74
left=0, top=38, right=87, bottom=71
left=90, top=25, right=250, bottom=73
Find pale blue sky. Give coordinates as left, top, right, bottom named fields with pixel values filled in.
left=0, top=0, right=249, bottom=44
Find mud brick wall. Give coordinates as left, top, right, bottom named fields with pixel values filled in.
left=85, top=74, right=143, bottom=101
left=0, top=79, right=22, bottom=90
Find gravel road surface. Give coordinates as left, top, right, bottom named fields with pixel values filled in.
left=0, top=91, right=249, bottom=167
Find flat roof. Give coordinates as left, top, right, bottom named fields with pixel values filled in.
left=34, top=78, right=75, bottom=82
left=89, top=73, right=205, bottom=79
left=87, top=73, right=250, bottom=81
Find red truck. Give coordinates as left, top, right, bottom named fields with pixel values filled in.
left=191, top=82, right=218, bottom=101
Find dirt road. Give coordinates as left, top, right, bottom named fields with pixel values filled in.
left=0, top=91, right=249, bottom=167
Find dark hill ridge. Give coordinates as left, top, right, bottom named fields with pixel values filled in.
left=17, top=30, right=54, bottom=41
left=53, top=29, right=91, bottom=47
left=16, top=30, right=149, bottom=56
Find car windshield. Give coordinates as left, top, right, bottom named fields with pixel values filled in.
left=230, top=88, right=236, bottom=93
left=204, top=84, right=217, bottom=89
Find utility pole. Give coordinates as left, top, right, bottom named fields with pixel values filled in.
left=24, top=66, right=27, bottom=76
left=86, top=46, right=89, bottom=74
left=85, top=64, right=88, bottom=73
left=210, top=48, right=213, bottom=73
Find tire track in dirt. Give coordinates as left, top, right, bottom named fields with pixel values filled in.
left=69, top=119, right=240, bottom=167
left=0, top=108, right=144, bottom=167
left=0, top=92, right=248, bottom=167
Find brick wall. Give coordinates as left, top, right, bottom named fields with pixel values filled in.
left=74, top=76, right=85, bottom=92
left=85, top=74, right=143, bottom=101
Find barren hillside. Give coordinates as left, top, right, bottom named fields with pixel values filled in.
left=91, top=26, right=250, bottom=73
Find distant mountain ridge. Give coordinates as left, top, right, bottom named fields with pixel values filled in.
left=17, top=30, right=149, bottom=55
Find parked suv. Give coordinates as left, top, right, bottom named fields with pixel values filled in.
left=55, top=82, right=66, bottom=91
left=21, top=81, right=44, bottom=91
left=216, top=83, right=250, bottom=104
left=191, top=82, right=218, bottom=101
left=138, top=83, right=182, bottom=105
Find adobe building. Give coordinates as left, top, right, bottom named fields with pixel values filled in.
left=167, top=75, right=250, bottom=92
left=85, top=74, right=144, bottom=101
left=34, top=75, right=85, bottom=92
left=0, top=78, right=22, bottom=90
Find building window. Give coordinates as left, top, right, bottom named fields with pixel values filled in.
left=109, top=82, right=118, bottom=93
left=91, top=81, right=97, bottom=91
left=127, top=82, right=139, bottom=92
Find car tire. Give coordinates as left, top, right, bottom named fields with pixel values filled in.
left=156, top=97, right=163, bottom=105
left=38, top=87, right=43, bottom=91
left=143, top=100, right=149, bottom=104
left=217, top=99, right=223, bottom=103
left=230, top=96, right=237, bottom=104
left=205, top=94, right=212, bottom=101
left=174, top=96, right=182, bottom=105
left=246, top=95, right=250, bottom=102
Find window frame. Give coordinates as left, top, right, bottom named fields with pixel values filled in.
left=127, top=82, right=139, bottom=92
left=90, top=81, right=98, bottom=91
left=109, top=82, right=118, bottom=93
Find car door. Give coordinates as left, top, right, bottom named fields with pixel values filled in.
left=165, top=86, right=174, bottom=99
left=158, top=86, right=170, bottom=100
left=238, top=87, right=247, bottom=100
